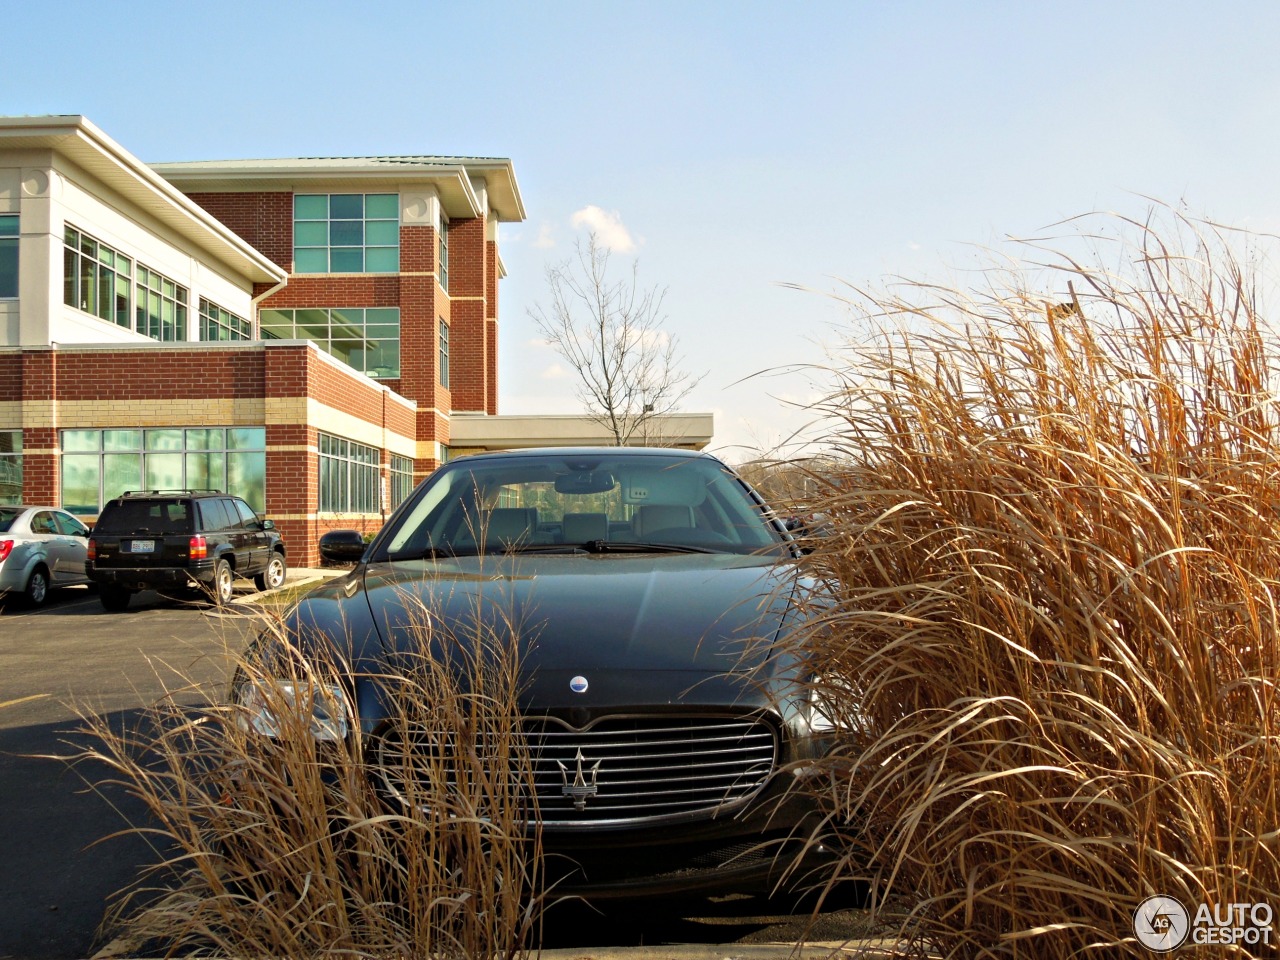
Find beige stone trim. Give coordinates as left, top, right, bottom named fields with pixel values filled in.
left=264, top=397, right=415, bottom=458
left=6, top=398, right=415, bottom=458
left=416, top=440, right=447, bottom=462
left=21, top=398, right=267, bottom=429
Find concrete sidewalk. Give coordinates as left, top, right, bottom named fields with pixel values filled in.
left=534, top=942, right=918, bottom=959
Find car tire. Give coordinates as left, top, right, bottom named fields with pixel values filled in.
left=254, top=552, right=287, bottom=592
left=210, top=559, right=235, bottom=606
left=99, top=585, right=133, bottom=612
left=24, top=566, right=50, bottom=607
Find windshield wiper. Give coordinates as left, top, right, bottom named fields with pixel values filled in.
left=580, top=539, right=720, bottom=555
left=501, top=543, right=590, bottom=555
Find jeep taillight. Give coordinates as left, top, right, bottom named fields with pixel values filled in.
left=190, top=535, right=207, bottom=560
left=87, top=539, right=96, bottom=561
left=0, top=540, right=12, bottom=562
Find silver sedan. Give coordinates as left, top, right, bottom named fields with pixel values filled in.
left=0, top=505, right=92, bottom=606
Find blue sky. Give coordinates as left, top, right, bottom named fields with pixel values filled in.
left=13, top=1, right=1280, bottom=459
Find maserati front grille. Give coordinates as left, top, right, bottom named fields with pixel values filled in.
left=373, top=713, right=779, bottom=826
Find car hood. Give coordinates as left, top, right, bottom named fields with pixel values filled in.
left=286, top=552, right=807, bottom=713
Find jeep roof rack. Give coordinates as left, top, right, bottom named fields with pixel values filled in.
left=119, top=489, right=225, bottom=497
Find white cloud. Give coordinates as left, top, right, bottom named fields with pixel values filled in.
left=570, top=205, right=636, bottom=253
left=541, top=362, right=568, bottom=380
left=533, top=222, right=557, bottom=249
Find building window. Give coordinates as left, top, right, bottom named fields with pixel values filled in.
left=260, top=307, right=400, bottom=378
left=135, top=266, right=189, bottom=341
left=318, top=433, right=380, bottom=513
left=439, top=319, right=450, bottom=388
left=0, top=214, right=17, bottom=299
left=0, top=431, right=20, bottom=504
left=64, top=226, right=133, bottom=328
left=294, top=193, right=399, bottom=274
left=438, top=217, right=449, bottom=293
left=390, top=454, right=414, bottom=509
left=200, top=298, right=251, bottom=341
left=60, top=427, right=266, bottom=515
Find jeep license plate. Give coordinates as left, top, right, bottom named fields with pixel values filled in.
left=129, top=539, right=155, bottom=553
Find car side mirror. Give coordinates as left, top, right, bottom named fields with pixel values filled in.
left=319, top=529, right=367, bottom=563
left=262, top=518, right=276, bottom=531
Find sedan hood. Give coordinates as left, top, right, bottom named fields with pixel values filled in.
left=290, top=552, right=805, bottom=713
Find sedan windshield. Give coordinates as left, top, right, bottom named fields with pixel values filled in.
left=380, top=453, right=785, bottom=559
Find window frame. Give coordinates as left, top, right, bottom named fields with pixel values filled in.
left=390, top=454, right=415, bottom=509
left=63, top=225, right=133, bottom=328
left=293, top=193, right=400, bottom=275
left=0, top=213, right=17, bottom=299
left=0, top=430, right=21, bottom=505
left=259, top=306, right=400, bottom=378
left=135, top=265, right=189, bottom=341
left=199, top=297, right=251, bottom=341
left=59, top=427, right=266, bottom=516
left=439, top=318, right=450, bottom=388
left=438, top=216, right=449, bottom=292
left=318, top=432, right=381, bottom=514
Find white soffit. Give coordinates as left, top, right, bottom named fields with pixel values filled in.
left=0, top=115, right=287, bottom=285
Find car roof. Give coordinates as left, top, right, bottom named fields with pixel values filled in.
left=446, top=447, right=717, bottom=464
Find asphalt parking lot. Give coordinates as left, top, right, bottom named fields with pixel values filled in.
left=0, top=584, right=254, bottom=960
left=0, top=583, right=883, bottom=960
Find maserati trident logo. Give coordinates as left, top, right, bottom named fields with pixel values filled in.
left=557, top=747, right=602, bottom=811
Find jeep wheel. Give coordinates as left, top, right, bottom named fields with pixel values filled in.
left=24, top=567, right=50, bottom=607
left=211, top=559, right=235, bottom=606
left=254, top=553, right=286, bottom=592
left=99, top=586, right=133, bottom=612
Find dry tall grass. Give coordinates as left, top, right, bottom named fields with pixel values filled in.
left=781, top=211, right=1280, bottom=957
left=73, top=597, right=542, bottom=959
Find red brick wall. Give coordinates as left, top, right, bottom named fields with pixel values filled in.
left=176, top=189, right=505, bottom=472
left=186, top=192, right=293, bottom=270
left=40, top=350, right=268, bottom=401
left=10, top=344, right=416, bottom=566
left=263, top=276, right=401, bottom=308
left=0, top=353, right=21, bottom=402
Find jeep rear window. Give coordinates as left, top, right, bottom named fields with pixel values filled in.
left=95, top=500, right=192, bottom=535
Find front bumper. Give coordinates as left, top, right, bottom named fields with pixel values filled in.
left=537, top=781, right=830, bottom=898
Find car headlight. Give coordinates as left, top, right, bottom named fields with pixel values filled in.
left=235, top=678, right=350, bottom=741
left=808, top=683, right=840, bottom=733
left=805, top=675, right=867, bottom=736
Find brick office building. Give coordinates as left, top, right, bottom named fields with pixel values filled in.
left=0, top=115, right=524, bottom=565
left=0, top=115, right=712, bottom=566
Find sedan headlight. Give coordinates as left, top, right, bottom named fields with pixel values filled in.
left=805, top=675, right=868, bottom=736
left=235, top=678, right=350, bottom=741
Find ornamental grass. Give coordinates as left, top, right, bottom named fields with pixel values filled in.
left=778, top=210, right=1280, bottom=958
left=72, top=595, right=542, bottom=959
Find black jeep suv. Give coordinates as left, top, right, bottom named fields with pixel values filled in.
left=87, top=490, right=286, bottom=611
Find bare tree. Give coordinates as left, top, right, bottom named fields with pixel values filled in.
left=529, top=232, right=704, bottom=445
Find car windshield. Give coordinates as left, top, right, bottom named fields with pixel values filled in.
left=380, top=452, right=785, bottom=559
